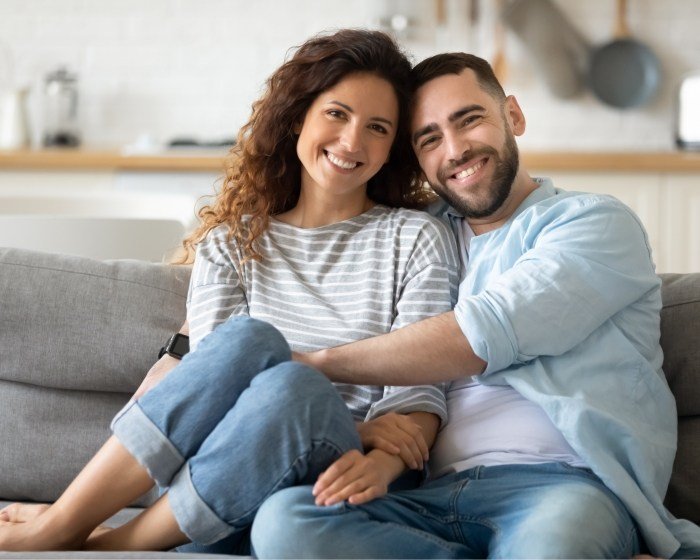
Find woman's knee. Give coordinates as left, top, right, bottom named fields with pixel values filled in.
left=194, top=317, right=291, bottom=373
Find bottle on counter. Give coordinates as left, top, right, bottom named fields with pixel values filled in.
left=42, top=67, right=81, bottom=148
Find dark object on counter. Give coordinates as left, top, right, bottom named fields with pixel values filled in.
left=44, top=131, right=80, bottom=147
left=676, top=71, right=700, bottom=150
left=588, top=0, right=660, bottom=109
left=42, top=67, right=81, bottom=148
left=168, top=137, right=236, bottom=148
left=502, top=0, right=589, bottom=99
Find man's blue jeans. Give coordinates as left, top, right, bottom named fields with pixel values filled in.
left=252, top=462, right=640, bottom=559
left=110, top=316, right=362, bottom=552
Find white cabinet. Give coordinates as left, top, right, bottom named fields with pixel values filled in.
left=661, top=175, right=700, bottom=273
left=533, top=170, right=699, bottom=273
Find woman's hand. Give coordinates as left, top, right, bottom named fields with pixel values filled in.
left=357, top=412, right=428, bottom=471
left=312, top=449, right=397, bottom=507
left=132, top=354, right=180, bottom=401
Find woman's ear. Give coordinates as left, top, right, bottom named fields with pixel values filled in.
left=292, top=121, right=302, bottom=135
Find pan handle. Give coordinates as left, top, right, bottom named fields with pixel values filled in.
left=614, top=0, right=630, bottom=38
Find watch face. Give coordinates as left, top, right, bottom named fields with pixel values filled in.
left=171, top=334, right=190, bottom=357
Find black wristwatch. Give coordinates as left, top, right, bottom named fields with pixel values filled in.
left=158, top=333, right=190, bottom=360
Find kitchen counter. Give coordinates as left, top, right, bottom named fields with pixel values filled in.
left=2, top=148, right=700, bottom=172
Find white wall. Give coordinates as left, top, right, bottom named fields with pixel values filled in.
left=0, top=0, right=698, bottom=151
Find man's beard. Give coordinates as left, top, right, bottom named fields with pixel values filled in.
left=430, top=130, right=519, bottom=219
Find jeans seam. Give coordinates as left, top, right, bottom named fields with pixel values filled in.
left=337, top=501, right=469, bottom=554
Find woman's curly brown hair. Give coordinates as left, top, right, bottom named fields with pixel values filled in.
left=178, top=29, right=435, bottom=263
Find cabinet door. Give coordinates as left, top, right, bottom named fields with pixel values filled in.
left=532, top=171, right=663, bottom=270
left=661, top=175, right=700, bottom=273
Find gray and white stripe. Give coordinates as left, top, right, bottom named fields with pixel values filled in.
left=187, top=205, right=460, bottom=423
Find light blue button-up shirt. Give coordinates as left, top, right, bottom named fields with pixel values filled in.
left=434, top=178, right=700, bottom=558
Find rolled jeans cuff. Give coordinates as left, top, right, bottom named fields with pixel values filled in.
left=111, top=401, right=185, bottom=487
left=169, top=462, right=233, bottom=545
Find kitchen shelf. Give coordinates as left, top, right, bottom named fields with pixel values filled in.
left=1, top=148, right=700, bottom=173
left=0, top=148, right=227, bottom=172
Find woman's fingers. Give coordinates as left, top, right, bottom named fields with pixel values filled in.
left=313, top=451, right=388, bottom=506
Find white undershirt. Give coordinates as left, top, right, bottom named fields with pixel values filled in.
left=429, top=378, right=587, bottom=479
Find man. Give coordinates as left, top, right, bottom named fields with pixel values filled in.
left=250, top=53, right=700, bottom=558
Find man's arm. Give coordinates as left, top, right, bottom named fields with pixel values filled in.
left=297, top=311, right=486, bottom=386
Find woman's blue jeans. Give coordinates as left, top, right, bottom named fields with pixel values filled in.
left=110, top=316, right=362, bottom=552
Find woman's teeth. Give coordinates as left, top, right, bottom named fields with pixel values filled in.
left=326, top=151, right=358, bottom=170
left=454, top=159, right=485, bottom=180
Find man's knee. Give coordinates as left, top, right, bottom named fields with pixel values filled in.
left=493, top=480, right=638, bottom=559
left=252, top=486, right=337, bottom=559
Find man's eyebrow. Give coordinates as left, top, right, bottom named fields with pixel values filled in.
left=448, top=104, right=486, bottom=123
left=328, top=100, right=393, bottom=126
left=413, top=104, right=486, bottom=146
left=413, top=124, right=438, bottom=146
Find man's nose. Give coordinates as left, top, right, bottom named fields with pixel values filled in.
left=444, top=132, right=467, bottom=162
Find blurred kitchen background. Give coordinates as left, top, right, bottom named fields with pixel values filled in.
left=0, top=0, right=698, bottom=270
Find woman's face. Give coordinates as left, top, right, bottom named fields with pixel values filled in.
left=296, top=72, right=399, bottom=199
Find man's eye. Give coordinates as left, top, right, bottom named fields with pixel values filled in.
left=420, top=136, right=439, bottom=149
left=461, top=116, right=479, bottom=127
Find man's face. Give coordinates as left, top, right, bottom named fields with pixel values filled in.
left=411, top=69, right=522, bottom=219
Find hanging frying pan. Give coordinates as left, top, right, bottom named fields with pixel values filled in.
left=589, top=0, right=660, bottom=109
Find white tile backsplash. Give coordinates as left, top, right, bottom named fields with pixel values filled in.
left=1, top=0, right=698, bottom=151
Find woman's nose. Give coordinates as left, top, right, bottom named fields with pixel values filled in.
left=339, top=123, right=362, bottom=153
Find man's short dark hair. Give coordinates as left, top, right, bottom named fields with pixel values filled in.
left=411, top=52, right=506, bottom=101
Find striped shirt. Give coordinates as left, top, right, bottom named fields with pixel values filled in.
left=187, top=205, right=460, bottom=423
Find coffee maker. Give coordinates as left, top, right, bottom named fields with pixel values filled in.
left=43, top=67, right=81, bottom=147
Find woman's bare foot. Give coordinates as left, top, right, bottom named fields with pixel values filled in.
left=0, top=508, right=89, bottom=551
left=0, top=503, right=50, bottom=523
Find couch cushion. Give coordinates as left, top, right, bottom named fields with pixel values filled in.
left=0, top=248, right=191, bottom=392
left=659, top=273, right=700, bottom=417
left=0, top=248, right=190, bottom=504
left=664, top=415, right=700, bottom=526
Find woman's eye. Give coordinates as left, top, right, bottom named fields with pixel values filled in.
left=327, top=110, right=345, bottom=119
left=369, top=123, right=388, bottom=134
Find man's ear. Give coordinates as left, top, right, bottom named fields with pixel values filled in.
left=505, top=95, right=526, bottom=136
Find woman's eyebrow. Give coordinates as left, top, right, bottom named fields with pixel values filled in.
left=327, top=100, right=394, bottom=126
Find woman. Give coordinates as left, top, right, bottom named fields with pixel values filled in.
left=0, top=29, right=459, bottom=553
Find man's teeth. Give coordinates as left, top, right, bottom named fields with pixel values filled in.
left=326, top=152, right=358, bottom=170
left=454, top=160, right=485, bottom=180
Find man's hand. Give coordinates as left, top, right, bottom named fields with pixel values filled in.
left=312, top=449, right=397, bottom=507
left=132, top=354, right=180, bottom=401
left=357, top=413, right=428, bottom=471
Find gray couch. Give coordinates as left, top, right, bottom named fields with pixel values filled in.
left=0, top=247, right=698, bottom=557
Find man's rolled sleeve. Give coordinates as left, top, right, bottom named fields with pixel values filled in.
left=454, top=289, right=520, bottom=375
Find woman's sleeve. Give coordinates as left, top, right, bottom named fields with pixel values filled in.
left=365, top=216, right=461, bottom=425
left=187, top=227, right=249, bottom=350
